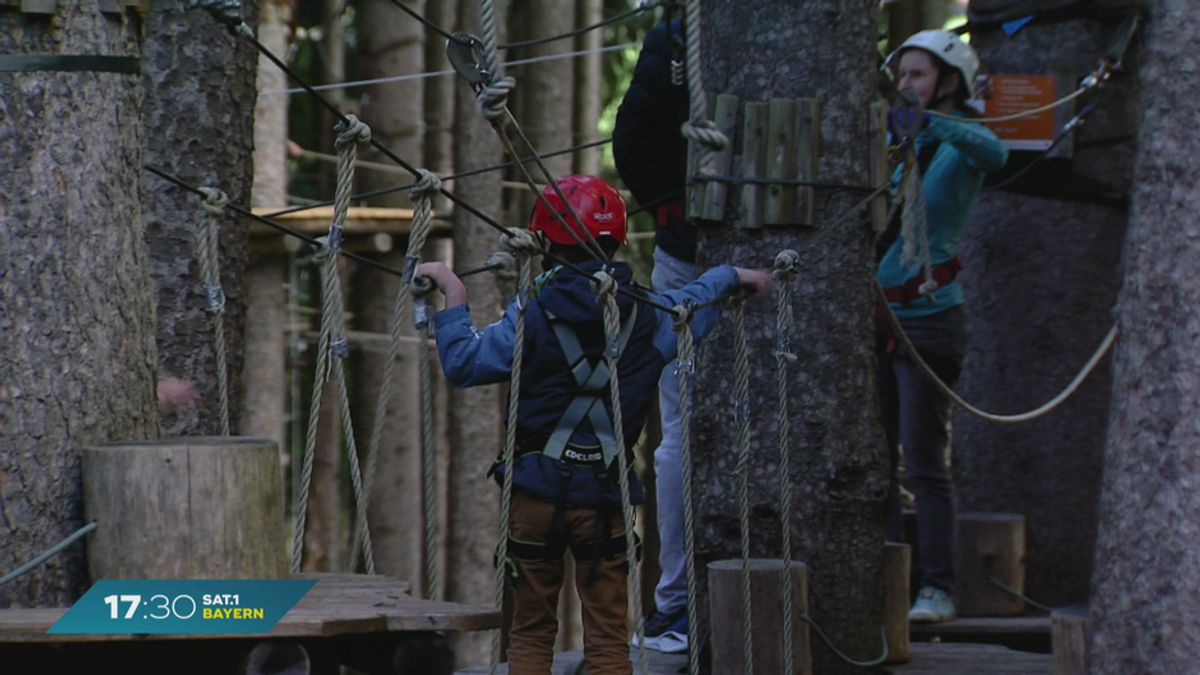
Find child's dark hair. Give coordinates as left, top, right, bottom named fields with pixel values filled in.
left=547, top=237, right=621, bottom=264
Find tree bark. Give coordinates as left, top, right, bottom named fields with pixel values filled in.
left=0, top=7, right=156, bottom=606
left=1089, top=1, right=1200, bottom=671
left=443, top=0, right=509, bottom=665
left=692, top=3, right=886, bottom=672
left=423, top=0, right=458, bottom=218
left=573, top=0, right=603, bottom=176
left=956, top=6, right=1139, bottom=606
left=143, top=0, right=258, bottom=436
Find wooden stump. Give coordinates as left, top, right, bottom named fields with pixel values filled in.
left=708, top=559, right=810, bottom=675
left=1051, top=604, right=1088, bottom=675
left=954, top=513, right=1026, bottom=617
left=82, top=437, right=287, bottom=581
left=883, top=542, right=911, bottom=663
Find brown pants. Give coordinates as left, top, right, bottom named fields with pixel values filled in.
left=508, top=490, right=631, bottom=675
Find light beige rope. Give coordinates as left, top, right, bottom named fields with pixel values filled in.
left=196, top=187, right=231, bottom=436
left=732, top=294, right=754, bottom=675
left=671, top=303, right=702, bottom=675
left=772, top=250, right=800, bottom=675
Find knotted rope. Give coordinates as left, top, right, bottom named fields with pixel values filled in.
left=732, top=293, right=754, bottom=675
left=681, top=0, right=728, bottom=173
left=592, top=270, right=648, bottom=675
left=898, top=156, right=937, bottom=298
left=772, top=250, right=800, bottom=675
left=671, top=302, right=702, bottom=675
left=196, top=187, right=231, bottom=436
left=490, top=230, right=534, bottom=675
left=353, top=168, right=443, bottom=578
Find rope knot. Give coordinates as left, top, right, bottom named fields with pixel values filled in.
left=476, top=76, right=517, bottom=122
left=681, top=119, right=729, bottom=151
left=409, top=168, right=443, bottom=201
left=198, top=187, right=229, bottom=215
left=335, top=114, right=372, bottom=148
left=590, top=270, right=619, bottom=301
left=772, top=249, right=800, bottom=280
left=670, top=303, right=695, bottom=333
left=499, top=228, right=541, bottom=256
left=486, top=251, right=519, bottom=281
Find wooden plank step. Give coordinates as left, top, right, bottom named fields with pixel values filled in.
left=455, top=645, right=688, bottom=675
left=911, top=614, right=1052, bottom=640
left=885, top=642, right=1052, bottom=674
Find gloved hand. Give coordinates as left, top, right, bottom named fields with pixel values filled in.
left=888, top=105, right=931, bottom=141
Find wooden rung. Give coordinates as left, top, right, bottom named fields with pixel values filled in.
left=764, top=98, right=798, bottom=226
left=794, top=97, right=821, bottom=226
left=870, top=101, right=890, bottom=232
left=701, top=94, right=738, bottom=222
left=739, top=102, right=768, bottom=229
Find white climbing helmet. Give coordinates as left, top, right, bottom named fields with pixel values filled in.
left=886, top=30, right=979, bottom=98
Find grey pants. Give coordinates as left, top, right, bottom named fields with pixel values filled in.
left=878, top=305, right=967, bottom=594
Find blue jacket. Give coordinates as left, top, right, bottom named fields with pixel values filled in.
left=877, top=114, right=1008, bottom=319
left=433, top=260, right=740, bottom=508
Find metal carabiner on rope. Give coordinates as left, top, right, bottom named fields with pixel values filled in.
left=446, top=32, right=490, bottom=89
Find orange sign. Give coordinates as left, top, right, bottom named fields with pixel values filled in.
left=970, top=75, right=1058, bottom=150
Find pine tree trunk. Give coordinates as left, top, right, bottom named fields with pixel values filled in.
left=143, top=1, right=258, bottom=436
left=573, top=0, right=603, bottom=176
left=512, top=0, right=575, bottom=210
left=954, top=6, right=1139, bottom=607
left=692, top=3, right=886, bottom=672
left=424, top=0, right=458, bottom=218
left=1089, top=1, right=1200, bottom=670
left=0, top=7, right=157, bottom=607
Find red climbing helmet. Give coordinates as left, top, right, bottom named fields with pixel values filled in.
left=529, top=175, right=627, bottom=246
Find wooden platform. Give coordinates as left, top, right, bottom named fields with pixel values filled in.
left=0, top=573, right=500, bottom=642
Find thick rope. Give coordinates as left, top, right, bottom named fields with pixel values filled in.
left=293, top=258, right=333, bottom=572
left=732, top=295, right=754, bottom=675
left=898, top=158, right=936, bottom=297
left=593, top=270, right=647, bottom=675
left=196, top=187, right=231, bottom=436
left=414, top=280, right=439, bottom=600
left=681, top=0, right=728, bottom=173
left=477, top=0, right=503, bottom=85
left=671, top=304, right=702, bottom=675
left=772, top=250, right=800, bottom=675
left=490, top=232, right=533, bottom=675
left=877, top=284, right=1119, bottom=423
left=353, top=168, right=443, bottom=575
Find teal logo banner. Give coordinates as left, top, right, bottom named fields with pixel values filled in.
left=47, top=579, right=317, bottom=635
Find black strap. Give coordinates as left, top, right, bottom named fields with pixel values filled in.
left=507, top=537, right=567, bottom=562
left=0, top=55, right=140, bottom=74
left=572, top=529, right=641, bottom=562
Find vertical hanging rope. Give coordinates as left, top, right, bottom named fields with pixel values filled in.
left=671, top=303, right=702, bottom=675
left=732, top=295, right=754, bottom=675
left=592, top=270, right=648, bottom=675
left=491, top=228, right=538, bottom=675
left=899, top=157, right=935, bottom=296
left=353, top=168, right=443, bottom=575
left=196, top=187, right=231, bottom=436
left=293, top=256, right=334, bottom=572
left=681, top=0, right=728, bottom=174
left=772, top=250, right=800, bottom=675
left=413, top=277, right=440, bottom=600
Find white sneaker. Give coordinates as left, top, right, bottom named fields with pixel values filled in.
left=909, top=586, right=956, bottom=623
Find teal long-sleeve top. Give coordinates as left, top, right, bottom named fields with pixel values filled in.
left=877, top=113, right=1008, bottom=319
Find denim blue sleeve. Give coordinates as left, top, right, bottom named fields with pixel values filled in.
left=431, top=302, right=516, bottom=387
left=650, top=265, right=741, bottom=358
left=923, top=117, right=1009, bottom=173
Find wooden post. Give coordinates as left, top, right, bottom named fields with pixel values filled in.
left=708, top=559, right=811, bottom=675
left=739, top=102, right=768, bottom=229
left=82, top=437, right=288, bottom=581
left=794, top=98, right=820, bottom=226
left=1051, top=604, right=1088, bottom=675
left=701, top=94, right=739, bottom=222
left=869, top=101, right=890, bottom=232
left=764, top=98, right=798, bottom=225
left=954, top=512, right=1027, bottom=617
left=883, top=542, right=911, bottom=664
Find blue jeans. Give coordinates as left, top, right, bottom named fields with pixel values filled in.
left=650, top=247, right=698, bottom=616
left=879, top=306, right=966, bottom=594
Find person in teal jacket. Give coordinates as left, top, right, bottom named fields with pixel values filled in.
left=878, top=30, right=1008, bottom=624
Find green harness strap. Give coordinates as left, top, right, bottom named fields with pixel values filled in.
left=541, top=303, right=639, bottom=468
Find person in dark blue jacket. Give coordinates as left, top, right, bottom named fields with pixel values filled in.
left=612, top=17, right=696, bottom=651
left=417, top=175, right=772, bottom=675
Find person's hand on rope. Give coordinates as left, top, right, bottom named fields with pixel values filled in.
left=157, top=376, right=198, bottom=415
left=734, top=267, right=775, bottom=297
left=416, top=262, right=468, bottom=309
left=888, top=105, right=930, bottom=143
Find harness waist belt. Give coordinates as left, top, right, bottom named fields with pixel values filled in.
left=882, top=256, right=962, bottom=305
left=656, top=201, right=684, bottom=228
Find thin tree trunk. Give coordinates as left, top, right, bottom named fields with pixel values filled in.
left=444, top=0, right=509, bottom=665
left=955, top=8, right=1139, bottom=607
left=573, top=0, right=603, bottom=176
left=692, top=2, right=886, bottom=672
left=0, top=7, right=156, bottom=606
left=425, top=0, right=458, bottom=217
left=1089, top=1, right=1200, bottom=670
left=143, top=0, right=258, bottom=436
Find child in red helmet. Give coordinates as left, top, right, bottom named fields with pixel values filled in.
left=417, top=175, right=772, bottom=675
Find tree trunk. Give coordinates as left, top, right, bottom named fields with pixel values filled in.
left=573, top=0, right=602, bottom=176
left=443, top=0, right=509, bottom=665
left=0, top=6, right=157, bottom=606
left=1089, top=1, right=1200, bottom=671
left=692, top=3, right=886, bottom=672
left=143, top=1, right=258, bottom=436
left=955, top=5, right=1139, bottom=607
left=424, top=0, right=458, bottom=218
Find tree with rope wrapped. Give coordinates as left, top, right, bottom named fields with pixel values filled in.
left=416, top=176, right=772, bottom=675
